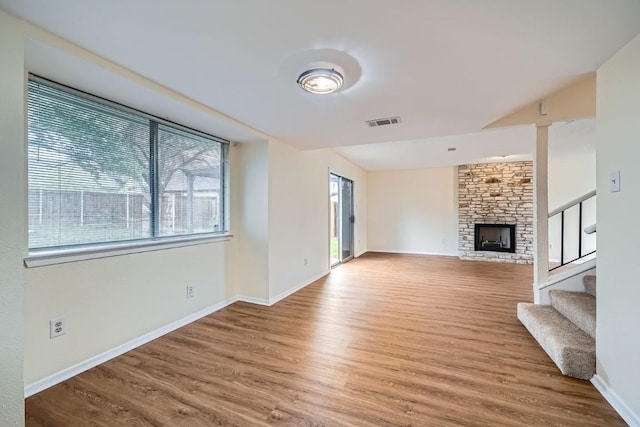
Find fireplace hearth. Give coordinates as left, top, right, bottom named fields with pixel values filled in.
left=474, top=224, right=516, bottom=253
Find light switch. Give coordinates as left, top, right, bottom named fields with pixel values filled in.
left=609, top=171, right=621, bottom=192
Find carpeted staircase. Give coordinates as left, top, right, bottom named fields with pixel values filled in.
left=517, top=274, right=596, bottom=379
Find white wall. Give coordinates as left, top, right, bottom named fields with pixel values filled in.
left=0, top=10, right=26, bottom=426
left=548, top=152, right=596, bottom=212
left=228, top=138, right=368, bottom=304
left=367, top=167, right=458, bottom=256
left=596, top=32, right=640, bottom=423
left=365, top=156, right=596, bottom=260
left=269, top=140, right=368, bottom=300
left=229, top=141, right=270, bottom=302
left=24, top=243, right=228, bottom=385
left=364, top=150, right=595, bottom=261
left=547, top=152, right=597, bottom=262
left=268, top=140, right=307, bottom=300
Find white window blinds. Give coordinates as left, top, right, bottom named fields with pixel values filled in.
left=27, top=78, right=227, bottom=250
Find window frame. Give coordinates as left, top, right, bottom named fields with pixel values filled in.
left=25, top=75, right=231, bottom=266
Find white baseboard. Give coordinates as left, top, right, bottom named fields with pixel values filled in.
left=236, top=295, right=270, bottom=306
left=24, top=271, right=330, bottom=398
left=268, top=270, right=329, bottom=306
left=24, top=296, right=238, bottom=398
left=367, top=250, right=459, bottom=257
left=592, top=374, right=640, bottom=426
left=540, top=258, right=597, bottom=290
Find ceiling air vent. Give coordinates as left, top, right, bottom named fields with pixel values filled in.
left=366, top=116, right=402, bottom=128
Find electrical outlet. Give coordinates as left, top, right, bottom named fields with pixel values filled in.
left=50, top=317, right=66, bottom=339
left=186, top=285, right=195, bottom=299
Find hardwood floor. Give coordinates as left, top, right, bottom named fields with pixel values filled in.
left=26, top=253, right=624, bottom=426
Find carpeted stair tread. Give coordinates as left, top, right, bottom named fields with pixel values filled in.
left=583, top=275, right=596, bottom=297
left=517, top=303, right=595, bottom=379
left=549, top=290, right=596, bottom=339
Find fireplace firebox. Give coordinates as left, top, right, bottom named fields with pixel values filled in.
left=474, top=224, right=516, bottom=253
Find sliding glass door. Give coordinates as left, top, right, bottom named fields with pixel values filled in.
left=330, top=173, right=354, bottom=267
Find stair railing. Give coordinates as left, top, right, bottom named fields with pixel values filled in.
left=548, top=190, right=596, bottom=272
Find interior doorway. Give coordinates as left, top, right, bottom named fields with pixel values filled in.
left=330, top=173, right=354, bottom=267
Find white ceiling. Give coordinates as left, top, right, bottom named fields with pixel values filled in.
left=1, top=1, right=637, bottom=169
left=335, top=118, right=596, bottom=170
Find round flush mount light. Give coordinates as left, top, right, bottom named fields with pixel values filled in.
left=297, top=68, right=344, bottom=95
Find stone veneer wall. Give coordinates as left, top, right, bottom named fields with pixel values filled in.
left=458, top=161, right=534, bottom=264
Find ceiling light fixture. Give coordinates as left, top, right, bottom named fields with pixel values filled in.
left=297, top=68, right=344, bottom=95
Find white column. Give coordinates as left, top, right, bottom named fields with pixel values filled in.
left=533, top=124, right=550, bottom=302
left=0, top=10, right=26, bottom=427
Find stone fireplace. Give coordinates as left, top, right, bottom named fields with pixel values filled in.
left=458, top=162, right=533, bottom=264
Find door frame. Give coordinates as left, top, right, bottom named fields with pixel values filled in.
left=329, top=171, right=354, bottom=268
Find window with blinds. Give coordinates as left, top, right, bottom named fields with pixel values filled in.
left=27, top=78, right=227, bottom=250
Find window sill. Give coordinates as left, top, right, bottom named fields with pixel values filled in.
left=24, top=234, right=233, bottom=268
